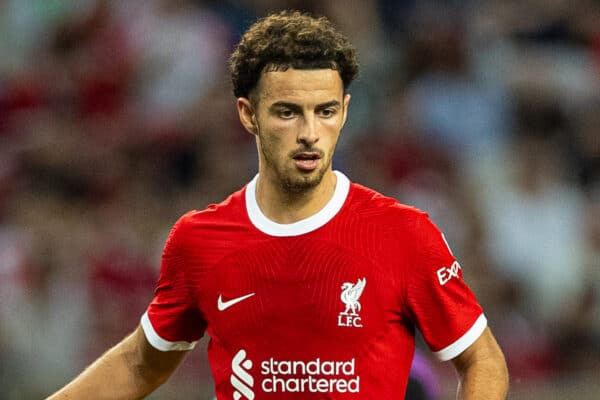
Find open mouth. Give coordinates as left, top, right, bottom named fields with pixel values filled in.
left=293, top=152, right=321, bottom=161
left=292, top=152, right=322, bottom=171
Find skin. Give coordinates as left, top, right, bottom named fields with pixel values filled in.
left=237, top=67, right=350, bottom=223
left=47, top=67, right=508, bottom=400
left=46, top=327, right=188, bottom=399
left=452, top=327, right=509, bottom=399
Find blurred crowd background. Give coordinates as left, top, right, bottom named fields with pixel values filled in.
left=0, top=0, right=599, bottom=399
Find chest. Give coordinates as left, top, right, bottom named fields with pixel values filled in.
left=195, top=237, right=406, bottom=353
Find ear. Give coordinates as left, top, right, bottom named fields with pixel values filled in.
left=341, top=94, right=351, bottom=127
left=237, top=97, right=258, bottom=136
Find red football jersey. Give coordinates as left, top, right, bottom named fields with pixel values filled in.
left=141, top=171, right=486, bottom=399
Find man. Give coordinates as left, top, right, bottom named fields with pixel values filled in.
left=48, top=11, right=508, bottom=399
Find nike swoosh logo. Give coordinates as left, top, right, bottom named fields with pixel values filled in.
left=217, top=293, right=255, bottom=311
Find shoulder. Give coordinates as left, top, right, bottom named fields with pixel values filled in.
left=346, top=182, right=430, bottom=230
left=168, top=186, right=248, bottom=243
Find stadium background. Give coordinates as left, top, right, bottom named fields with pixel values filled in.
left=0, top=0, right=598, bottom=398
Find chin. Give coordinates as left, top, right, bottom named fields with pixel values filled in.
left=281, top=170, right=325, bottom=193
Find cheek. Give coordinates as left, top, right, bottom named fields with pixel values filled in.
left=320, top=119, right=343, bottom=142
left=257, top=127, right=287, bottom=160
left=269, top=120, right=296, bottom=138
left=259, top=121, right=296, bottom=147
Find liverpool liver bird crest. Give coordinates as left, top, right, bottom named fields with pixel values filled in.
left=340, top=278, right=366, bottom=315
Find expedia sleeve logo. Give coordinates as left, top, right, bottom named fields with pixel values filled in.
left=231, top=350, right=360, bottom=397
left=436, top=261, right=462, bottom=286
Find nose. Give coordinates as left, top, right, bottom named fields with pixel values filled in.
left=297, top=113, right=319, bottom=145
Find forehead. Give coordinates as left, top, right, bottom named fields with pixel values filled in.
left=254, top=68, right=344, bottom=104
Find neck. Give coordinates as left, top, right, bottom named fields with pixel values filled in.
left=255, top=170, right=337, bottom=224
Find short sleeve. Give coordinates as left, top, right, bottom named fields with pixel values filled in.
left=141, top=215, right=207, bottom=351
left=407, top=213, right=486, bottom=361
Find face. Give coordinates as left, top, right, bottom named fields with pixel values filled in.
left=238, top=68, right=350, bottom=193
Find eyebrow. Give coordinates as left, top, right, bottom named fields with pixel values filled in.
left=269, top=100, right=341, bottom=111
left=315, top=100, right=341, bottom=110
left=270, top=102, right=303, bottom=112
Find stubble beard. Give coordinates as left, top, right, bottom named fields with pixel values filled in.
left=280, top=160, right=330, bottom=194
left=260, top=142, right=332, bottom=195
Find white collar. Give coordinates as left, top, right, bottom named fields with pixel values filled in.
left=245, top=171, right=350, bottom=237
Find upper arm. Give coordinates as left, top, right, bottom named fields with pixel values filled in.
left=450, top=327, right=507, bottom=376
left=449, top=327, right=509, bottom=399
left=142, top=216, right=206, bottom=349
left=124, top=325, right=190, bottom=386
left=407, top=213, right=485, bottom=360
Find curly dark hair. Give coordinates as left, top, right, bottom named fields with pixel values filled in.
left=229, top=10, right=359, bottom=99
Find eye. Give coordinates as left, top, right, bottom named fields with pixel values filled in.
left=278, top=109, right=296, bottom=119
left=319, top=108, right=337, bottom=118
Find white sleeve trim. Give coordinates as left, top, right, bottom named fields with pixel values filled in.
left=140, top=312, right=198, bottom=352
left=433, top=313, right=487, bottom=361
